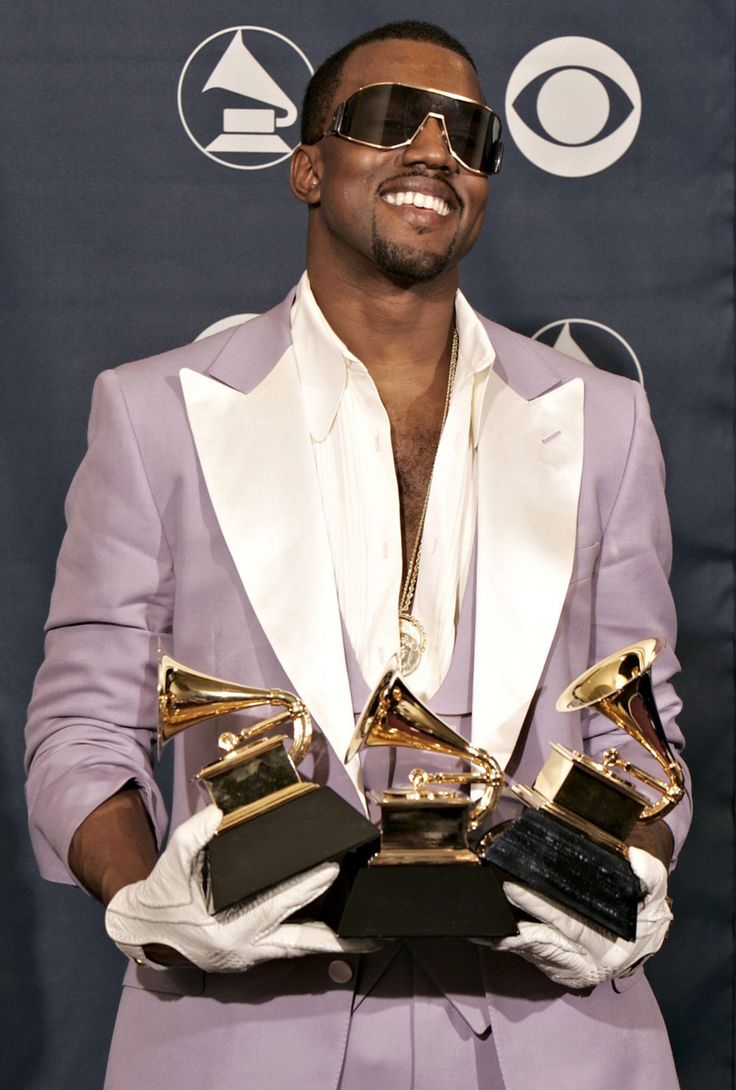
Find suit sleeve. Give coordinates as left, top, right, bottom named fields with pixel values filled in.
left=25, top=369, right=174, bottom=885
left=584, top=380, right=692, bottom=867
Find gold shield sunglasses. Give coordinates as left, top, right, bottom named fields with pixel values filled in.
left=323, top=82, right=503, bottom=176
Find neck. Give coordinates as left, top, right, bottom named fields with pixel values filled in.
left=307, top=256, right=459, bottom=407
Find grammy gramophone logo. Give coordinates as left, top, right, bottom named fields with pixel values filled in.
left=178, top=27, right=314, bottom=170
left=532, top=319, right=644, bottom=383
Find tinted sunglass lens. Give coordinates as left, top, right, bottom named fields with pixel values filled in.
left=341, top=87, right=386, bottom=144
left=337, top=84, right=501, bottom=174
left=343, top=85, right=427, bottom=145
left=436, top=98, right=492, bottom=172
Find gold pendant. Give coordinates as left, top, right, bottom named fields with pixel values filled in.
left=398, top=612, right=426, bottom=676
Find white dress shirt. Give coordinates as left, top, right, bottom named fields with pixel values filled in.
left=290, top=274, right=495, bottom=701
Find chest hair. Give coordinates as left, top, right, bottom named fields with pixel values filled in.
left=389, top=407, right=445, bottom=577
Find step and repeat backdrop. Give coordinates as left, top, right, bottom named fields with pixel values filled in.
left=2, top=3, right=733, bottom=1088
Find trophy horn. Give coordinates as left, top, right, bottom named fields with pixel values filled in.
left=346, top=661, right=504, bottom=830
left=157, top=653, right=312, bottom=765
left=556, top=637, right=685, bottom=821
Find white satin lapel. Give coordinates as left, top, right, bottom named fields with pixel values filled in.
left=472, top=371, right=584, bottom=766
left=180, top=360, right=364, bottom=806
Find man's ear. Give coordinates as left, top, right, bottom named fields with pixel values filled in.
left=290, top=145, right=322, bottom=206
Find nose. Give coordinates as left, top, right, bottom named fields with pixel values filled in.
left=402, top=114, right=457, bottom=172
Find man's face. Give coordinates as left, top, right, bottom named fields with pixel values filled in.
left=305, top=39, right=490, bottom=284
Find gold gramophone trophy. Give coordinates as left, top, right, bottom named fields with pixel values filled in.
left=337, top=661, right=517, bottom=938
left=158, top=654, right=379, bottom=914
left=483, top=639, right=686, bottom=939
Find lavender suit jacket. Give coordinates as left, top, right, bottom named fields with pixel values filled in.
left=25, top=288, right=691, bottom=1090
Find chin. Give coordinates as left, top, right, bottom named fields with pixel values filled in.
left=371, top=237, right=454, bottom=283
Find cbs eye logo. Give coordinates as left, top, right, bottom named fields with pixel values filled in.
left=505, top=37, right=641, bottom=177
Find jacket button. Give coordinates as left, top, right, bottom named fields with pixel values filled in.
left=328, top=959, right=353, bottom=983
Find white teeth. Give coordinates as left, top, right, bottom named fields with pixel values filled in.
left=383, top=191, right=451, bottom=216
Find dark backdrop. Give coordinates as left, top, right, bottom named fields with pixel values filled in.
left=1, top=3, right=733, bottom=1088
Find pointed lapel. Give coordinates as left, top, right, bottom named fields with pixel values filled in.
left=472, top=322, right=585, bottom=766
left=179, top=317, right=364, bottom=806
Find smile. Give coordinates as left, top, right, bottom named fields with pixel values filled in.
left=381, top=191, right=451, bottom=216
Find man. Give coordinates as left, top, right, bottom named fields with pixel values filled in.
left=25, top=20, right=690, bottom=1090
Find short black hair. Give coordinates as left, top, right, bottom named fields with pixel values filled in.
left=300, top=20, right=477, bottom=144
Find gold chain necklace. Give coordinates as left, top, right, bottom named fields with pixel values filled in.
left=398, top=328, right=459, bottom=676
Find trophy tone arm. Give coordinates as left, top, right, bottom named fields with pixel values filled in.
left=68, top=782, right=191, bottom=968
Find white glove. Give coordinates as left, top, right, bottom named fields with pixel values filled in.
left=486, top=847, right=672, bottom=989
left=105, top=804, right=370, bottom=973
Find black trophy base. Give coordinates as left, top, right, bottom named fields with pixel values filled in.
left=205, top=787, right=380, bottom=914
left=483, top=809, right=642, bottom=940
left=337, top=863, right=518, bottom=938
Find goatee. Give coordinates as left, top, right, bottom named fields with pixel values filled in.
left=371, top=232, right=453, bottom=283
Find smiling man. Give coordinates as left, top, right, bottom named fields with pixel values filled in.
left=25, top=21, right=689, bottom=1090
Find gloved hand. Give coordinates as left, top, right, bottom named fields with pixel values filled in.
left=485, top=847, right=672, bottom=989
left=106, top=804, right=370, bottom=972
